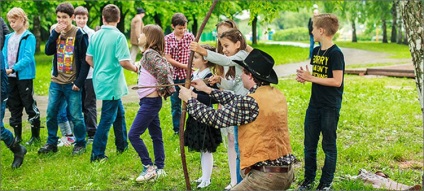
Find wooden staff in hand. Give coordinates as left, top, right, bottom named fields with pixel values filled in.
left=178, top=0, right=218, bottom=190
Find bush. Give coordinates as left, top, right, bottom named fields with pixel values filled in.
left=272, top=27, right=309, bottom=41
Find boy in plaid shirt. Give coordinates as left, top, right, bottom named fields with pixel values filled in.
left=164, top=13, right=194, bottom=134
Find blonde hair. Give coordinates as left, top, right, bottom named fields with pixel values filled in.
left=7, top=7, right=29, bottom=29
left=313, top=13, right=339, bottom=36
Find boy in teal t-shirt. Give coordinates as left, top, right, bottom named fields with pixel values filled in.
left=86, top=4, right=138, bottom=162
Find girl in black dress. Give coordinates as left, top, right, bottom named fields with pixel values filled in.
left=184, top=44, right=222, bottom=188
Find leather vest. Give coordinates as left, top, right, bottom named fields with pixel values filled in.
left=239, top=86, right=292, bottom=169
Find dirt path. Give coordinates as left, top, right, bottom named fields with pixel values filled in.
left=8, top=42, right=413, bottom=119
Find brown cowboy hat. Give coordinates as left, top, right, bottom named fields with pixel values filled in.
left=233, top=49, right=278, bottom=84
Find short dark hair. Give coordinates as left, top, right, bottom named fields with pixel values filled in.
left=74, top=6, right=89, bottom=16
left=102, top=4, right=120, bottom=23
left=171, top=13, right=187, bottom=27
left=56, top=2, right=74, bottom=17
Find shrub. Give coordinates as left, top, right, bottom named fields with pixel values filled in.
left=272, top=27, right=309, bottom=41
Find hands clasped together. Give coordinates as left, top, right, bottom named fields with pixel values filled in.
left=296, top=65, right=312, bottom=84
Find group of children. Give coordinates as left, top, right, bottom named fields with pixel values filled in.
left=1, top=2, right=345, bottom=191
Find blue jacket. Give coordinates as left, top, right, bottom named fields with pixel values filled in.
left=45, top=28, right=89, bottom=89
left=2, top=30, right=36, bottom=80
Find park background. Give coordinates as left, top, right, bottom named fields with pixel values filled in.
left=0, top=0, right=422, bottom=190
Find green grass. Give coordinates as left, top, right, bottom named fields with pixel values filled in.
left=1, top=75, right=422, bottom=190
left=335, top=41, right=411, bottom=59
left=3, top=42, right=421, bottom=190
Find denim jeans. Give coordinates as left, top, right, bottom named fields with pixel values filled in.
left=91, top=99, right=128, bottom=161
left=170, top=78, right=185, bottom=133
left=46, top=82, right=86, bottom=147
left=235, top=167, right=294, bottom=190
left=1, top=101, right=14, bottom=147
left=57, top=99, right=70, bottom=123
left=128, top=97, right=164, bottom=169
left=303, top=106, right=340, bottom=185
left=234, top=126, right=242, bottom=183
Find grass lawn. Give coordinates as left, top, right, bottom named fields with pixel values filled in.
left=1, top=42, right=421, bottom=190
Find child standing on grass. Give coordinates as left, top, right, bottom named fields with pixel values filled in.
left=296, top=13, right=345, bottom=191
left=38, top=2, right=89, bottom=155
left=1, top=20, right=27, bottom=169
left=190, top=28, right=249, bottom=190
left=164, top=13, right=194, bottom=135
left=74, top=6, right=97, bottom=142
left=3, top=7, right=41, bottom=146
left=128, top=24, right=175, bottom=182
left=86, top=4, right=137, bottom=162
left=184, top=44, right=221, bottom=188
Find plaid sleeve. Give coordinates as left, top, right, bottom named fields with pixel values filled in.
left=164, top=35, right=173, bottom=56
left=187, top=91, right=259, bottom=128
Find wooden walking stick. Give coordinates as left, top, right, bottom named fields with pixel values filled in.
left=178, top=0, right=218, bottom=190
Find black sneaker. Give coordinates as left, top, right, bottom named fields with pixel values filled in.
left=38, top=143, right=58, bottom=154
left=72, top=145, right=86, bottom=155
left=297, top=179, right=314, bottom=191
left=316, top=183, right=332, bottom=191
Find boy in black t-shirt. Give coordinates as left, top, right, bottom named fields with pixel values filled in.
left=296, top=13, right=345, bottom=191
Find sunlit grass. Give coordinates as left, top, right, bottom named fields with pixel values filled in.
left=335, top=41, right=410, bottom=59
left=7, top=41, right=421, bottom=190
left=1, top=74, right=422, bottom=190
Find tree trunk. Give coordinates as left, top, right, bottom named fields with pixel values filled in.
left=351, top=19, right=357, bottom=42
left=400, top=0, right=423, bottom=121
left=382, top=20, right=388, bottom=43
left=153, top=14, right=162, bottom=29
left=192, top=14, right=198, bottom=36
left=391, top=0, right=398, bottom=43
left=252, top=15, right=257, bottom=45
left=397, top=16, right=403, bottom=44
left=32, top=15, right=41, bottom=53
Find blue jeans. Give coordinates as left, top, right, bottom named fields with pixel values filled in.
left=91, top=99, right=128, bottom=161
left=234, top=126, right=242, bottom=183
left=309, top=34, right=315, bottom=59
left=303, top=106, right=340, bottom=185
left=128, top=97, right=164, bottom=169
left=1, top=101, right=14, bottom=147
left=170, top=78, right=185, bottom=133
left=46, top=82, right=86, bottom=147
left=57, top=99, right=70, bottom=123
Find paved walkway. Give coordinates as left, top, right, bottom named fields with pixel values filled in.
left=270, top=41, right=412, bottom=77
left=8, top=42, right=414, bottom=119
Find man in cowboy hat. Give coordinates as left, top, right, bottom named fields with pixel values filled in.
left=179, top=49, right=295, bottom=190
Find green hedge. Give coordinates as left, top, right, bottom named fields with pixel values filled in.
left=272, top=27, right=309, bottom=41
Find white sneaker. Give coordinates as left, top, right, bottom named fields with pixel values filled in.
left=155, top=169, right=167, bottom=180
left=136, top=165, right=157, bottom=182
left=57, top=139, right=64, bottom=147
left=197, top=179, right=211, bottom=188
left=194, top=177, right=202, bottom=183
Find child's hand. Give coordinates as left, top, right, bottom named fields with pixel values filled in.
left=189, top=42, right=207, bottom=56
left=5, top=69, right=13, bottom=75
left=208, top=75, right=221, bottom=85
left=191, top=79, right=212, bottom=94
left=178, top=85, right=192, bottom=102
left=55, top=23, right=67, bottom=34
left=296, top=65, right=311, bottom=83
